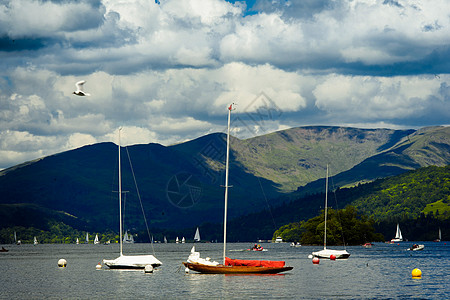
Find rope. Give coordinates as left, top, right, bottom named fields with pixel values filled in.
left=328, top=166, right=347, bottom=248
left=125, top=146, right=156, bottom=255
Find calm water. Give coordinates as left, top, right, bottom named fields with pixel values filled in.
left=1, top=242, right=449, bottom=299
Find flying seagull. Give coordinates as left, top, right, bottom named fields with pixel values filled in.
left=73, top=80, right=90, bottom=96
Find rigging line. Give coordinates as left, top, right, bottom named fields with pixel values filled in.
left=257, top=175, right=278, bottom=231
left=328, top=166, right=347, bottom=248
left=125, top=146, right=156, bottom=255
left=261, top=133, right=278, bottom=231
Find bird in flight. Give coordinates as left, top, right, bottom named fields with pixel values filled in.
left=73, top=80, right=90, bottom=96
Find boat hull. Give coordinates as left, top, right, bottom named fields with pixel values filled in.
left=390, top=238, right=402, bottom=243
left=407, top=244, right=425, bottom=251
left=103, top=255, right=162, bottom=269
left=183, top=262, right=293, bottom=274
left=312, top=249, right=350, bottom=259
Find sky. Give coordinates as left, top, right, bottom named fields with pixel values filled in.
left=0, top=0, right=449, bottom=170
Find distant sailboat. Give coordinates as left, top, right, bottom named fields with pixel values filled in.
left=14, top=231, right=21, bottom=245
left=194, top=227, right=201, bottom=242
left=103, top=128, right=162, bottom=269
left=434, top=228, right=442, bottom=242
left=391, top=224, right=403, bottom=243
left=182, top=237, right=186, bottom=244
left=123, top=231, right=135, bottom=244
left=176, top=237, right=179, bottom=244
left=34, top=236, right=38, bottom=245
left=94, top=234, right=100, bottom=245
left=76, top=238, right=79, bottom=245
left=312, top=165, right=350, bottom=259
left=85, top=232, right=89, bottom=244
left=164, top=236, right=167, bottom=243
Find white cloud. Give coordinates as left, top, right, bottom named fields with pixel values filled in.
left=313, top=74, right=442, bottom=120
left=1, top=0, right=104, bottom=38
left=0, top=0, right=449, bottom=169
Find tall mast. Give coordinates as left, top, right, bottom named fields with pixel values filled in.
left=118, top=128, right=123, bottom=256
left=324, top=164, right=328, bottom=250
left=223, top=104, right=233, bottom=264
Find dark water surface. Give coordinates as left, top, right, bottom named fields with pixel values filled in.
left=1, top=242, right=449, bottom=299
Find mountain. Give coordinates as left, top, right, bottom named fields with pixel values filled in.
left=294, top=126, right=450, bottom=195
left=0, top=125, right=448, bottom=234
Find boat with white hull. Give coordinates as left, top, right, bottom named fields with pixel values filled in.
left=407, top=244, right=424, bottom=251
left=312, top=165, right=350, bottom=259
left=103, top=128, right=162, bottom=269
left=390, top=224, right=403, bottom=243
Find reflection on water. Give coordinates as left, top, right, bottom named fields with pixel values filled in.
left=0, top=242, right=449, bottom=299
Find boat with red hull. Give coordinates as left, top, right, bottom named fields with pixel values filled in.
left=183, top=104, right=292, bottom=275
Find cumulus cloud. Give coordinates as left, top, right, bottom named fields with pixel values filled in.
left=0, top=0, right=449, bottom=169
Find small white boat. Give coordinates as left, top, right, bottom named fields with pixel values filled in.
left=434, top=228, right=441, bottom=242
left=194, top=227, right=201, bottom=242
left=290, top=242, right=301, bottom=247
left=14, top=231, right=21, bottom=245
left=176, top=237, right=179, bottom=244
left=390, top=224, right=403, bottom=242
left=103, top=129, right=162, bottom=269
left=275, top=237, right=283, bottom=243
left=34, top=236, right=38, bottom=245
left=182, top=237, right=186, bottom=244
left=311, top=165, right=350, bottom=259
left=407, top=244, right=424, bottom=251
left=94, top=234, right=100, bottom=244
left=123, top=231, right=134, bottom=244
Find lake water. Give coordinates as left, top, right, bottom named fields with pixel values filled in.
left=1, top=241, right=449, bottom=299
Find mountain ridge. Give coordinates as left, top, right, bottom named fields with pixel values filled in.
left=0, top=125, right=448, bottom=232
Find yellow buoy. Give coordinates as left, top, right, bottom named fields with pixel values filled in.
left=412, top=268, right=422, bottom=278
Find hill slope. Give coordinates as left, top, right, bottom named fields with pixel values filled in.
left=0, top=125, right=448, bottom=232
left=226, top=165, right=450, bottom=241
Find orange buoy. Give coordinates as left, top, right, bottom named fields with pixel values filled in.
left=330, top=254, right=336, bottom=260
left=312, top=257, right=320, bottom=264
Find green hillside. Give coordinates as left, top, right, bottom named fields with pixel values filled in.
left=0, top=125, right=448, bottom=242
left=351, top=165, right=450, bottom=220
left=247, top=165, right=450, bottom=242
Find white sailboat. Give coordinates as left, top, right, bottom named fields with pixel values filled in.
left=176, top=237, right=179, bottom=244
left=14, top=231, right=21, bottom=245
left=312, top=165, right=350, bottom=259
left=434, top=228, right=441, bottom=242
left=194, top=227, right=201, bottom=242
left=164, top=236, right=167, bottom=243
left=183, top=104, right=293, bottom=274
left=85, top=232, right=89, bottom=244
left=34, top=236, right=38, bottom=245
left=76, top=238, right=79, bottom=245
left=103, top=128, right=162, bottom=269
left=123, top=231, right=135, bottom=244
left=94, top=234, right=100, bottom=244
left=390, top=224, right=403, bottom=242
left=182, top=237, right=186, bottom=244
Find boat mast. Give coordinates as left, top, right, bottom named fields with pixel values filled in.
left=118, top=128, right=123, bottom=256
left=223, top=104, right=233, bottom=264
left=324, top=164, right=328, bottom=250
